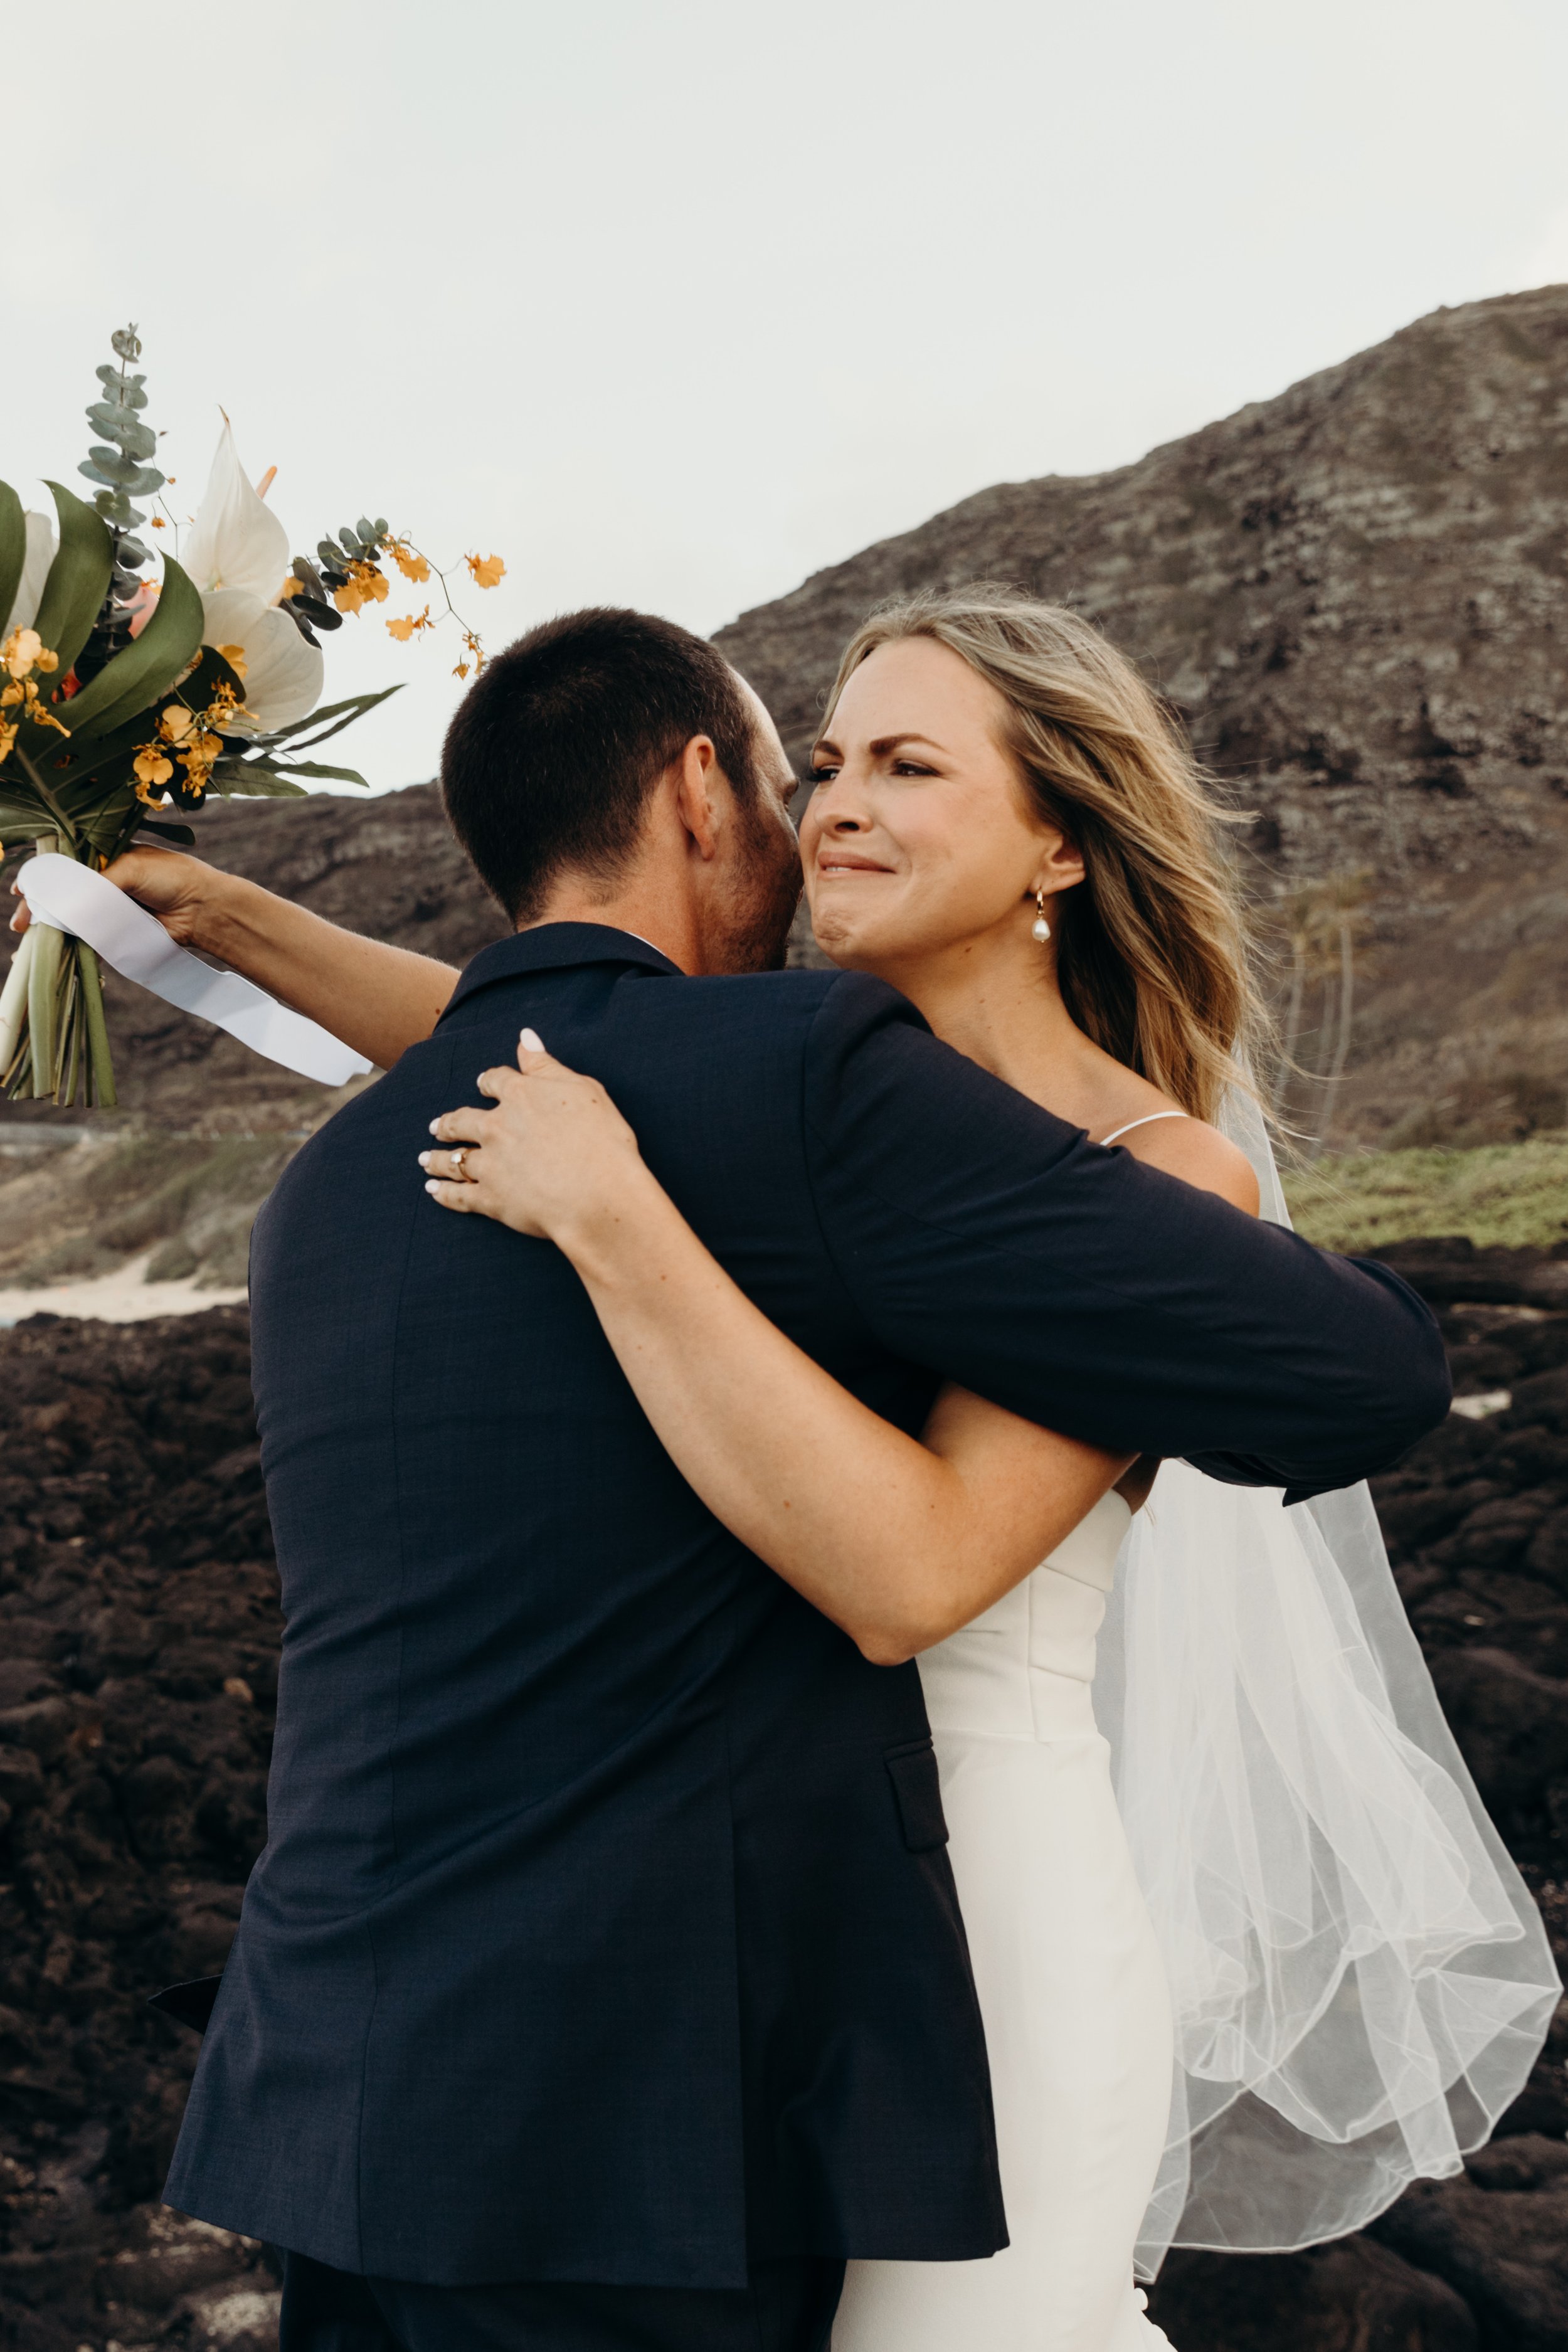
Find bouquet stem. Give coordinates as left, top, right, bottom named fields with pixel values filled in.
left=26, top=921, right=63, bottom=1101
left=0, top=914, right=120, bottom=1108
left=0, top=923, right=34, bottom=1079
left=77, top=943, right=117, bottom=1108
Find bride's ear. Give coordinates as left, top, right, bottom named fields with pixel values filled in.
left=1030, top=826, right=1086, bottom=900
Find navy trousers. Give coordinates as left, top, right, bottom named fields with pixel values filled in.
left=278, top=2250, right=845, bottom=2352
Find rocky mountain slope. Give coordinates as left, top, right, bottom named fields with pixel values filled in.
left=0, top=1270, right=1564, bottom=2352
left=717, top=282, right=1568, bottom=1148
left=3, top=284, right=1567, bottom=1273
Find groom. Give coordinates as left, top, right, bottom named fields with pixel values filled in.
left=144, top=610, right=1449, bottom=2352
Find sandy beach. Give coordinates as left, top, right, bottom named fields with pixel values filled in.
left=0, top=1251, right=246, bottom=1325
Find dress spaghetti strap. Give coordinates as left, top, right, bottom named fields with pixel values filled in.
left=1099, top=1111, right=1189, bottom=1148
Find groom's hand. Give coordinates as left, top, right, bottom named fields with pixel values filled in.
left=421, top=1030, right=652, bottom=1248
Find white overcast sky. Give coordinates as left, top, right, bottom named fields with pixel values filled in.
left=9, top=0, right=1568, bottom=792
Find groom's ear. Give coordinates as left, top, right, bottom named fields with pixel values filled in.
left=672, top=735, right=725, bottom=862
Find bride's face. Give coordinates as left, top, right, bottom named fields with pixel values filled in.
left=798, top=638, right=1081, bottom=973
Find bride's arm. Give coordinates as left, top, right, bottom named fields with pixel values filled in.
left=423, top=1041, right=1133, bottom=1665
left=11, top=846, right=460, bottom=1069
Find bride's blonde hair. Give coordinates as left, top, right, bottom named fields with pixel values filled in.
left=822, top=585, right=1269, bottom=1123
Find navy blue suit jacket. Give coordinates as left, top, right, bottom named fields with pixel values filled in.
left=164, top=926, right=1448, bottom=2287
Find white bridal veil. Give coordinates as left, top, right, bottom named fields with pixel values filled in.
left=1094, top=1096, right=1561, bottom=2277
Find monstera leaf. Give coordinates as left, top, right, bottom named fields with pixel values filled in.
left=62, top=558, right=205, bottom=744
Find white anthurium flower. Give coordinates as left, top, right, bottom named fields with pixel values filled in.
left=183, top=420, right=291, bottom=603
left=200, top=586, right=324, bottom=732
left=3, top=510, right=58, bottom=638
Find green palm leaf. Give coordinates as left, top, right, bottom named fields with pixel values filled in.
left=63, top=557, right=205, bottom=744
left=0, top=482, right=26, bottom=636
left=29, top=482, right=114, bottom=677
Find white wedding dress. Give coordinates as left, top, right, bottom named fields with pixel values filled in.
left=834, top=1490, right=1175, bottom=2352
left=832, top=1093, right=1558, bottom=2349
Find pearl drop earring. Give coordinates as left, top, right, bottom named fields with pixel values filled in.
left=1030, top=889, right=1051, bottom=944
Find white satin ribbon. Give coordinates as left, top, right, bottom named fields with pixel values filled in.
left=17, top=854, right=373, bottom=1088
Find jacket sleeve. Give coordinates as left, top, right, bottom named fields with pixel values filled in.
left=800, top=973, right=1450, bottom=1499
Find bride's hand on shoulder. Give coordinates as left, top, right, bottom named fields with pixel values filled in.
left=421, top=1032, right=652, bottom=1250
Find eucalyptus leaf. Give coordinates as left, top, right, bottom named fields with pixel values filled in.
left=134, top=819, right=198, bottom=845
left=295, top=596, right=342, bottom=632
left=85, top=407, right=158, bottom=460
left=0, top=480, right=26, bottom=637
left=87, top=400, right=142, bottom=434
left=31, top=482, right=114, bottom=677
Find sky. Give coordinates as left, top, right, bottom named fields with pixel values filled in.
left=9, top=0, right=1568, bottom=793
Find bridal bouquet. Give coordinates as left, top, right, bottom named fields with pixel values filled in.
left=0, top=325, right=506, bottom=1107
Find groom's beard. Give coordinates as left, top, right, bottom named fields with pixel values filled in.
left=712, top=808, right=804, bottom=974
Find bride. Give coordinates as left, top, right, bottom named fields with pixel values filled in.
left=413, top=590, right=1556, bottom=2349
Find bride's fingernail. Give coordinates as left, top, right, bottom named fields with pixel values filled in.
left=521, top=1028, right=544, bottom=1052
left=418, top=1152, right=432, bottom=1167
left=424, top=1179, right=441, bottom=1194
left=428, top=1120, right=440, bottom=1136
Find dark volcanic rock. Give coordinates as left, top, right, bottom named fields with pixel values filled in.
left=0, top=1311, right=280, bottom=2352
left=1369, top=2139, right=1568, bottom=2352
left=1, top=1252, right=1565, bottom=2352
left=1150, top=2234, right=1481, bottom=2351
left=1366, top=1242, right=1568, bottom=1858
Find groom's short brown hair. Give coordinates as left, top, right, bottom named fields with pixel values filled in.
left=440, top=608, right=765, bottom=922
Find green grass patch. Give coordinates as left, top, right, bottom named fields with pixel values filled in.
left=1284, top=1134, right=1568, bottom=1252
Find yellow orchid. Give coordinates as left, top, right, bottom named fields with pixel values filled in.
left=4, top=628, right=45, bottom=681
left=388, top=538, right=431, bottom=584
left=386, top=606, right=433, bottom=643
left=132, top=746, right=175, bottom=794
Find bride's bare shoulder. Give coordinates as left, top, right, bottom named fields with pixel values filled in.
left=1121, top=1114, right=1261, bottom=1216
